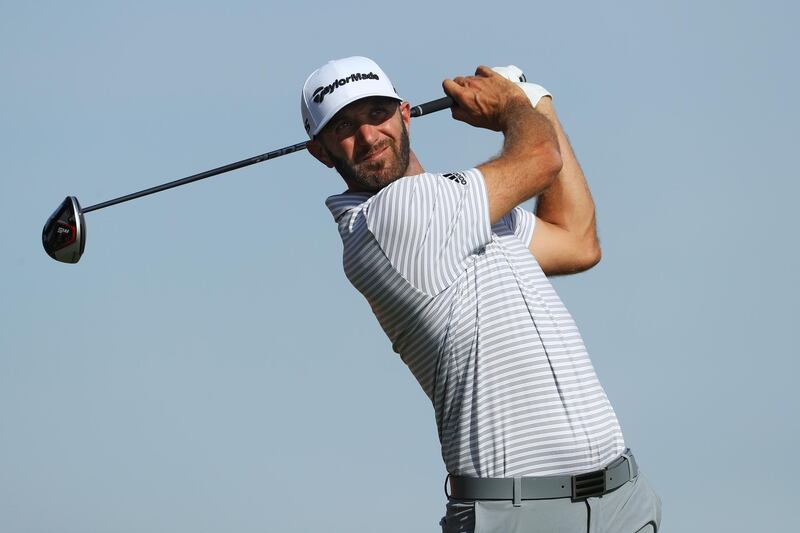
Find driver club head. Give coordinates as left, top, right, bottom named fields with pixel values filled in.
left=42, top=196, right=86, bottom=263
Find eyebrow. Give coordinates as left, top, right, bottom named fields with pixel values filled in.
left=324, top=99, right=399, bottom=135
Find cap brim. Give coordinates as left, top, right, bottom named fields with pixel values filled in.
left=312, top=92, right=403, bottom=136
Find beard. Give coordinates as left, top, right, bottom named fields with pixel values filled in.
left=326, top=121, right=410, bottom=193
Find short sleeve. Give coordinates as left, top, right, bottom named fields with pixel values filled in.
left=363, top=169, right=492, bottom=295
left=508, top=205, right=537, bottom=247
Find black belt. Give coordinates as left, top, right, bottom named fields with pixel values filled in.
left=447, top=450, right=639, bottom=504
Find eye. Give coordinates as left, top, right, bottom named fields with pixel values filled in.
left=334, top=120, right=356, bottom=136
left=370, top=107, right=390, bottom=120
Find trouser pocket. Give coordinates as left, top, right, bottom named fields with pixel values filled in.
left=474, top=499, right=588, bottom=533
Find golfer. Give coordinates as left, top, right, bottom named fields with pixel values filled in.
left=302, top=56, right=661, bottom=533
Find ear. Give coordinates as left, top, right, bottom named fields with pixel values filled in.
left=307, top=138, right=335, bottom=168
left=400, top=101, right=411, bottom=129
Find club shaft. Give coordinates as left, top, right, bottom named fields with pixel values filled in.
left=80, top=96, right=454, bottom=214
left=82, top=141, right=309, bottom=213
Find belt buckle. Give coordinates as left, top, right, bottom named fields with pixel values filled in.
left=571, top=469, right=606, bottom=500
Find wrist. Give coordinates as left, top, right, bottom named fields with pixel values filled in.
left=518, top=82, right=551, bottom=108
left=499, top=97, right=537, bottom=132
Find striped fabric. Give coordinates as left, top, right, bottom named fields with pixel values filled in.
left=326, top=169, right=625, bottom=479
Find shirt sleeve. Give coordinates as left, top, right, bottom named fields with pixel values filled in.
left=508, top=205, right=537, bottom=247
left=363, top=169, right=492, bottom=296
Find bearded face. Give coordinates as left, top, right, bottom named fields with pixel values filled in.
left=311, top=97, right=412, bottom=193
left=326, top=119, right=410, bottom=192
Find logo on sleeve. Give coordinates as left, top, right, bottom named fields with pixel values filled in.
left=443, top=172, right=467, bottom=185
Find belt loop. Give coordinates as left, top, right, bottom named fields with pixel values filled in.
left=444, top=474, right=451, bottom=499
left=623, top=449, right=638, bottom=480
left=513, top=476, right=522, bottom=507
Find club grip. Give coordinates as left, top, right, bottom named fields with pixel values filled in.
left=410, top=96, right=453, bottom=117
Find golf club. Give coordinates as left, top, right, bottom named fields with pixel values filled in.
left=42, top=95, right=454, bottom=264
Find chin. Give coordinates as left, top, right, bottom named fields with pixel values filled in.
left=352, top=163, right=405, bottom=191
left=336, top=149, right=409, bottom=192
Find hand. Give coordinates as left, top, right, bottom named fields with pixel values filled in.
left=491, top=65, right=552, bottom=108
left=490, top=65, right=527, bottom=83
left=442, top=66, right=530, bottom=132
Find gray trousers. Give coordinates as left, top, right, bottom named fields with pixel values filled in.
left=440, top=473, right=661, bottom=533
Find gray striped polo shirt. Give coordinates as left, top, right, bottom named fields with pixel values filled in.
left=326, top=169, right=625, bottom=477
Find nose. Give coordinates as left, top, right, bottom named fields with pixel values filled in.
left=355, top=121, right=379, bottom=146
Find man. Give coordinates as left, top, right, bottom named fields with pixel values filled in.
left=302, top=56, right=661, bottom=532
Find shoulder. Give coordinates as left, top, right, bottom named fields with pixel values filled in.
left=372, top=169, right=485, bottom=205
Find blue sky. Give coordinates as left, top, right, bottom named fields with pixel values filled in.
left=2, top=1, right=798, bottom=531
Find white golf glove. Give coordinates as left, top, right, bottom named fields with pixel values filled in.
left=491, top=65, right=551, bottom=108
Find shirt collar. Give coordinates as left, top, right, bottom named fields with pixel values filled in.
left=325, top=191, right=374, bottom=223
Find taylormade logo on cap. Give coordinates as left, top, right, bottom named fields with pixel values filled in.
left=301, top=56, right=401, bottom=138
left=312, top=71, right=381, bottom=105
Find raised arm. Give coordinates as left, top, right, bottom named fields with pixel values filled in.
left=443, top=66, right=562, bottom=224
left=529, top=97, right=601, bottom=275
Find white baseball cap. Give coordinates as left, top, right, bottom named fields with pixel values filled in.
left=300, top=56, right=402, bottom=138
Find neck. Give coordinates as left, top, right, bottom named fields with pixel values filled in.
left=406, top=150, right=424, bottom=175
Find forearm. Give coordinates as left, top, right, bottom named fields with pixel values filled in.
left=442, top=67, right=561, bottom=224
left=535, top=99, right=598, bottom=245
left=479, top=101, right=562, bottom=223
